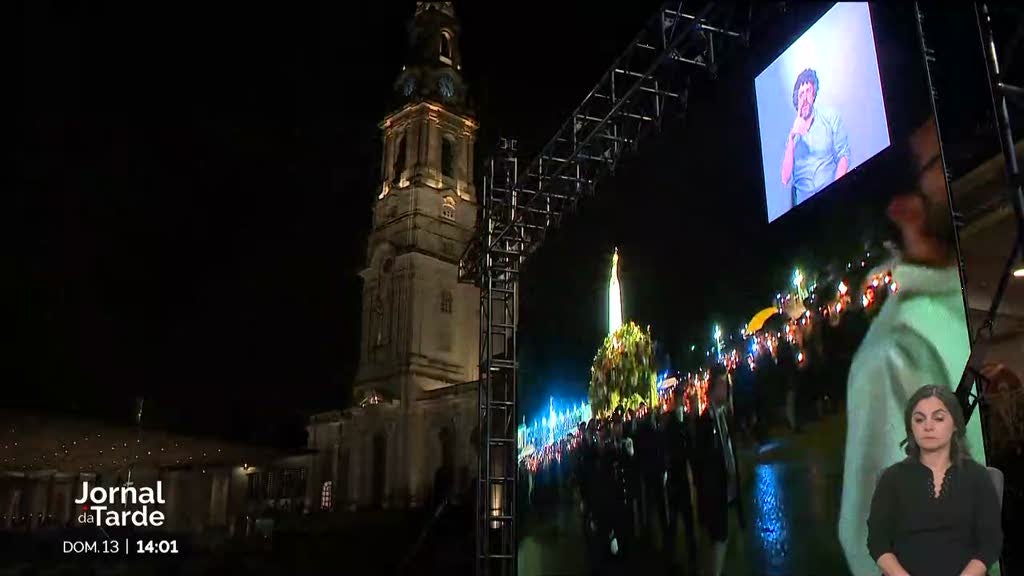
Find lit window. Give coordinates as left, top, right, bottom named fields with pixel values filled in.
left=321, top=481, right=333, bottom=510
left=441, top=290, right=453, bottom=314
left=393, top=135, right=406, bottom=183
left=442, top=137, right=455, bottom=179
left=440, top=31, right=453, bottom=64
left=442, top=196, right=456, bottom=220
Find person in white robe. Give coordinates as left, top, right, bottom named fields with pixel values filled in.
left=838, top=117, right=991, bottom=576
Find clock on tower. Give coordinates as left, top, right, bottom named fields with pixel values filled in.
left=438, top=75, right=455, bottom=101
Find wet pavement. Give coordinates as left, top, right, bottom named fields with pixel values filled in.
left=519, top=414, right=852, bottom=575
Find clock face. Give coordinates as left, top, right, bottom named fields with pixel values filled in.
left=438, top=75, right=455, bottom=101
left=402, top=76, right=416, bottom=97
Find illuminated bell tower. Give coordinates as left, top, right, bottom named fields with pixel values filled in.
left=355, top=1, right=480, bottom=405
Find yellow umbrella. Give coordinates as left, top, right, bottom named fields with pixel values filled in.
left=747, top=307, right=779, bottom=334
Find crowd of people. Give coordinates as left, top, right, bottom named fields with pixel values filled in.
left=516, top=291, right=883, bottom=575
left=522, top=364, right=754, bottom=576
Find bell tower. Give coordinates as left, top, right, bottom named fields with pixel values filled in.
left=355, top=1, right=480, bottom=405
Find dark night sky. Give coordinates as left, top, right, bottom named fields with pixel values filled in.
left=15, top=2, right=1014, bottom=443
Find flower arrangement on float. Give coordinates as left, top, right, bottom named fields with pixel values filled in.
left=588, top=321, right=658, bottom=418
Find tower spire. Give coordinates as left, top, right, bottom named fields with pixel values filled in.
left=394, top=2, right=470, bottom=115
left=609, top=248, right=623, bottom=335
left=415, top=1, right=455, bottom=17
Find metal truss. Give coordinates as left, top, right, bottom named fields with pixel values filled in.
left=958, top=10, right=1024, bottom=576
left=461, top=3, right=748, bottom=575
left=916, top=2, right=1024, bottom=441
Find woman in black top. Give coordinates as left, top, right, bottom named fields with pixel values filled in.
left=867, top=385, right=1002, bottom=576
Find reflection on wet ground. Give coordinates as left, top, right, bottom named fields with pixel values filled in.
left=736, top=423, right=847, bottom=575
left=750, top=463, right=790, bottom=573
left=519, top=414, right=851, bottom=575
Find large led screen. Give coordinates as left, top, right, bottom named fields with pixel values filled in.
left=756, top=2, right=891, bottom=223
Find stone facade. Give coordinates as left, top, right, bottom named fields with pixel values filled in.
left=307, top=2, right=480, bottom=511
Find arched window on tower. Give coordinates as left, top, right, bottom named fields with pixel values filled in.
left=321, top=481, right=333, bottom=511
left=442, top=196, right=456, bottom=221
left=440, top=31, right=453, bottom=64
left=442, top=137, right=455, bottom=179
left=441, top=290, right=453, bottom=314
left=393, top=134, right=407, bottom=183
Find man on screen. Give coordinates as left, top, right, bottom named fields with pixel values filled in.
left=781, top=68, right=851, bottom=206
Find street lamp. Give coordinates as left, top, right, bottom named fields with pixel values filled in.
left=793, top=268, right=808, bottom=300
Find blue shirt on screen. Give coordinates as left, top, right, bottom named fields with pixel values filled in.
left=790, top=105, right=850, bottom=205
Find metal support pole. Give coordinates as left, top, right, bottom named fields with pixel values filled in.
left=977, top=4, right=1024, bottom=238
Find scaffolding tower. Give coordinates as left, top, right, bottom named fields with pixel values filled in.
left=925, top=1, right=1024, bottom=444
left=458, top=3, right=749, bottom=574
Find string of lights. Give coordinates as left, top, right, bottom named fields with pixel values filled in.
left=0, top=418, right=274, bottom=476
